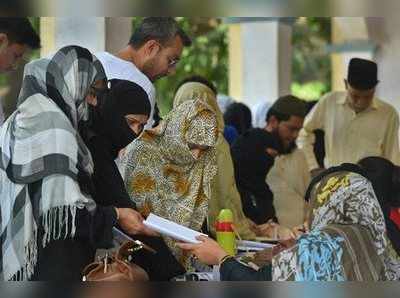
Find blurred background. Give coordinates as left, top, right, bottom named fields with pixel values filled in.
left=1, top=16, right=400, bottom=120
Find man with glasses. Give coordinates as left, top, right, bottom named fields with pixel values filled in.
left=96, top=17, right=191, bottom=128
left=0, top=18, right=40, bottom=124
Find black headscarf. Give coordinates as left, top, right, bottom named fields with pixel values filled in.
left=79, top=79, right=150, bottom=209
left=358, top=157, right=400, bottom=255
left=231, top=128, right=281, bottom=224
left=95, top=79, right=151, bottom=157
left=224, top=102, right=252, bottom=135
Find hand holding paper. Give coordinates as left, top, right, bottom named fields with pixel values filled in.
left=143, top=213, right=208, bottom=244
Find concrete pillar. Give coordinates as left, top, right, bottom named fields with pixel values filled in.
left=331, top=17, right=374, bottom=91
left=40, top=17, right=132, bottom=57
left=105, top=17, right=132, bottom=55
left=367, top=17, right=400, bottom=113
left=40, top=17, right=106, bottom=57
left=228, top=20, right=292, bottom=109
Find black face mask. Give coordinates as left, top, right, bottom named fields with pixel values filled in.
left=231, top=128, right=281, bottom=185
left=95, top=80, right=151, bottom=157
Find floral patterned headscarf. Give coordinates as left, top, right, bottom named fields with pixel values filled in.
left=120, top=99, right=218, bottom=268
left=273, top=171, right=400, bottom=280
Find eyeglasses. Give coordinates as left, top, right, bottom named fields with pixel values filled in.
left=167, top=56, right=180, bottom=68
left=157, top=42, right=180, bottom=68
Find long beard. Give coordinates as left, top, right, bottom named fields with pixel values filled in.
left=271, top=129, right=297, bottom=155
left=281, top=141, right=297, bottom=154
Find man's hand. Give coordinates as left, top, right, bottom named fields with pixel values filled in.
left=247, top=218, right=259, bottom=235
left=176, top=236, right=228, bottom=266
left=117, top=208, right=159, bottom=237
left=256, top=222, right=295, bottom=240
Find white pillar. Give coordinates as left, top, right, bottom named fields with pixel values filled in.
left=229, top=20, right=292, bottom=109
left=367, top=17, right=400, bottom=114
left=105, top=17, right=132, bottom=54
left=331, top=17, right=373, bottom=92
left=41, top=17, right=106, bottom=57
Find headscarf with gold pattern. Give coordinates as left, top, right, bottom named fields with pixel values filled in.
left=173, top=81, right=256, bottom=239
left=120, top=99, right=218, bottom=268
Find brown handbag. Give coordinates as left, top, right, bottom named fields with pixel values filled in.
left=82, top=240, right=156, bottom=281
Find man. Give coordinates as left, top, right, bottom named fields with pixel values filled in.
left=96, top=17, right=191, bottom=128
left=0, top=18, right=40, bottom=124
left=264, top=95, right=310, bottom=229
left=298, top=58, right=400, bottom=177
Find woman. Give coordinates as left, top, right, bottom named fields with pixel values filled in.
left=358, top=156, right=400, bottom=256
left=273, top=165, right=400, bottom=281
left=230, top=128, right=280, bottom=225
left=120, top=99, right=218, bottom=269
left=0, top=46, right=153, bottom=281
left=83, top=79, right=182, bottom=281
left=179, top=163, right=400, bottom=281
left=81, top=79, right=151, bottom=209
left=173, top=76, right=256, bottom=239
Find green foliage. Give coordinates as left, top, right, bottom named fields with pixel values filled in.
left=132, top=17, right=228, bottom=115
left=291, top=17, right=331, bottom=101
left=292, top=81, right=329, bottom=101
left=131, top=17, right=330, bottom=111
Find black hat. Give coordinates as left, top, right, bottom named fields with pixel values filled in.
left=347, top=58, right=379, bottom=90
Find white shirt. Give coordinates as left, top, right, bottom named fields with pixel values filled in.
left=0, top=96, right=4, bottom=125
left=297, top=91, right=400, bottom=170
left=96, top=52, right=156, bottom=129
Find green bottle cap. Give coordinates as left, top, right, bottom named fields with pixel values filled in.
left=218, top=209, right=233, bottom=222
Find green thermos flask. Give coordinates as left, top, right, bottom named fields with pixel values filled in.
left=215, top=209, right=236, bottom=255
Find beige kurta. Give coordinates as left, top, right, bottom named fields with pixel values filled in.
left=266, top=148, right=310, bottom=228
left=297, top=91, right=400, bottom=170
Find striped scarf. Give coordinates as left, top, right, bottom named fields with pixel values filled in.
left=0, top=46, right=105, bottom=280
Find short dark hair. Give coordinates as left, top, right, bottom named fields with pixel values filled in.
left=175, top=75, right=217, bottom=95
left=0, top=18, right=40, bottom=49
left=129, top=17, right=191, bottom=49
left=265, top=95, right=306, bottom=123
left=266, top=108, right=290, bottom=123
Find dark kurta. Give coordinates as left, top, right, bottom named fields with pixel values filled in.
left=85, top=133, right=185, bottom=281
left=31, top=205, right=117, bottom=281
left=220, top=258, right=272, bottom=281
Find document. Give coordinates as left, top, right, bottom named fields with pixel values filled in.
left=143, top=213, right=207, bottom=244
left=237, top=240, right=276, bottom=251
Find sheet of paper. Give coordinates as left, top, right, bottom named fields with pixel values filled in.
left=143, top=213, right=207, bottom=244
left=237, top=240, right=276, bottom=250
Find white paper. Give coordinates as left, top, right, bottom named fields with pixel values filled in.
left=143, top=213, right=207, bottom=244
left=237, top=240, right=276, bottom=250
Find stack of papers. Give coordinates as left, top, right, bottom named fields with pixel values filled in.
left=143, top=213, right=207, bottom=244
left=237, top=240, right=276, bottom=251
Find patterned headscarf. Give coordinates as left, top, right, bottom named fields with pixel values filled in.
left=273, top=171, right=400, bottom=280
left=173, top=81, right=256, bottom=239
left=120, top=99, right=218, bottom=268
left=0, top=46, right=105, bottom=280
left=174, top=82, right=224, bottom=134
